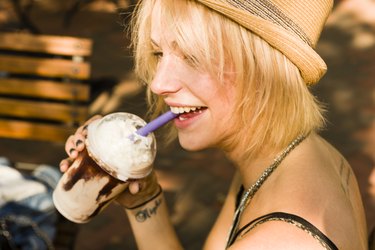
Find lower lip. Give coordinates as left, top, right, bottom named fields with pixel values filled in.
left=174, top=109, right=205, bottom=129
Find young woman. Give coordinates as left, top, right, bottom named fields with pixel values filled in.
left=60, top=0, right=368, bottom=249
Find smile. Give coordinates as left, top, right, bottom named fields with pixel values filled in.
left=170, top=106, right=207, bottom=121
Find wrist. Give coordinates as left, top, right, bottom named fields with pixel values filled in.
left=124, top=185, right=162, bottom=210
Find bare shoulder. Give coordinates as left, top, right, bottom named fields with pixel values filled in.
left=228, top=133, right=367, bottom=250
left=255, top=133, right=368, bottom=249
left=228, top=220, right=328, bottom=250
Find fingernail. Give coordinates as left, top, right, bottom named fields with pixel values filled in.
left=69, top=148, right=75, bottom=155
left=76, top=140, right=83, bottom=147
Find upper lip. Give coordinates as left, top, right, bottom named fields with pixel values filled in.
left=165, top=101, right=205, bottom=108
left=166, top=102, right=207, bottom=114
left=170, top=106, right=205, bottom=114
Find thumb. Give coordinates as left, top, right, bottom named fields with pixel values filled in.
left=128, top=181, right=141, bottom=194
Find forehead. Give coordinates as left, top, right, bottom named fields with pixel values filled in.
left=150, top=0, right=196, bottom=46
left=150, top=1, right=175, bottom=45
left=150, top=2, right=162, bottom=42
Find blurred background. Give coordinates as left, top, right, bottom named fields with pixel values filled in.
left=0, top=0, right=373, bottom=249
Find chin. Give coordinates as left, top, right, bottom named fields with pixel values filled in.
left=178, top=137, right=208, bottom=151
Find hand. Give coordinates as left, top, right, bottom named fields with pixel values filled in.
left=116, top=170, right=161, bottom=209
left=59, top=114, right=161, bottom=209
left=59, top=115, right=102, bottom=172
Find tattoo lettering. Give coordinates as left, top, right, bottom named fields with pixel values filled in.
left=135, top=198, right=162, bottom=222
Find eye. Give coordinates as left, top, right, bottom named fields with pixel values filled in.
left=152, top=51, right=163, bottom=60
left=182, top=54, right=198, bottom=67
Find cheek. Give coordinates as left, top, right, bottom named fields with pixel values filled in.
left=212, top=85, right=237, bottom=115
left=212, top=86, right=238, bottom=134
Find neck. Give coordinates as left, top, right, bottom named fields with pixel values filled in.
left=226, top=134, right=307, bottom=189
left=224, top=137, right=276, bottom=187
left=227, top=150, right=276, bottom=189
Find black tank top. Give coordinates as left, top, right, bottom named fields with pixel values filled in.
left=228, top=186, right=339, bottom=249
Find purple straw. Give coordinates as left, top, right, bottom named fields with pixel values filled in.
left=136, top=111, right=178, bottom=136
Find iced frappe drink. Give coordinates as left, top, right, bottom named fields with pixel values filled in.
left=53, top=112, right=156, bottom=223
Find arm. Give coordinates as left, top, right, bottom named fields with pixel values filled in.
left=116, top=171, right=183, bottom=250
left=204, top=171, right=241, bottom=250
left=124, top=192, right=183, bottom=250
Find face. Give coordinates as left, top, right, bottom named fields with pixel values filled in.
left=149, top=2, right=237, bottom=151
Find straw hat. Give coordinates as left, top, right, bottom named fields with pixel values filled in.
left=195, top=0, right=333, bottom=84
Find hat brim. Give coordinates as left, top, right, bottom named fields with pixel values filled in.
left=196, top=0, right=327, bottom=84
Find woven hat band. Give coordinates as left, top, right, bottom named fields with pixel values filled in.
left=195, top=0, right=333, bottom=84
left=225, top=0, right=312, bottom=47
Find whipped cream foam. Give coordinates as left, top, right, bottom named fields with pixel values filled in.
left=86, top=112, right=156, bottom=181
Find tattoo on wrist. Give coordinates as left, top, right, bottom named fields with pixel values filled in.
left=135, top=198, right=162, bottom=222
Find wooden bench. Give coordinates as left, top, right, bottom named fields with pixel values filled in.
left=0, top=32, right=92, bottom=143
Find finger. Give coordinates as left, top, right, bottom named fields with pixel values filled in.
left=65, top=115, right=102, bottom=156
left=65, top=135, right=76, bottom=156
left=129, top=181, right=141, bottom=194
left=74, top=134, right=86, bottom=152
left=76, top=124, right=88, bottom=138
left=80, top=115, right=102, bottom=136
left=59, top=163, right=68, bottom=172
left=81, top=125, right=89, bottom=137
left=59, top=158, right=73, bottom=172
left=74, top=115, right=102, bottom=150
left=69, top=148, right=79, bottom=159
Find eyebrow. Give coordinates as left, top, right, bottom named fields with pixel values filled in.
left=150, top=39, right=181, bottom=55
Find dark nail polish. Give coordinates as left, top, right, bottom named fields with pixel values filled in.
left=76, top=140, right=83, bottom=147
left=69, top=148, right=75, bottom=155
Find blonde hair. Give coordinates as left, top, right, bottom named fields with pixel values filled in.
left=131, top=0, right=325, bottom=161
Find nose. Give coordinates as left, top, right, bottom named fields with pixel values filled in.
left=150, top=55, right=181, bottom=96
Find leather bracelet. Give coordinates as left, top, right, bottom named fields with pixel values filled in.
left=124, top=185, right=162, bottom=210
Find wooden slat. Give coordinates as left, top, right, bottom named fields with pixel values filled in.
left=0, top=119, right=75, bottom=142
left=0, top=78, right=89, bottom=101
left=0, top=98, right=88, bottom=123
left=0, top=55, right=90, bottom=79
left=0, top=32, right=92, bottom=57
left=0, top=33, right=92, bottom=143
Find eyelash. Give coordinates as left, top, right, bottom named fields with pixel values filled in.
left=151, top=50, right=197, bottom=67
left=183, top=54, right=198, bottom=67
left=152, top=51, right=163, bottom=59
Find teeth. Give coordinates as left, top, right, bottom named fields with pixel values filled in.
left=170, top=106, right=203, bottom=114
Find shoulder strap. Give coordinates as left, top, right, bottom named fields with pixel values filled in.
left=235, top=186, right=244, bottom=209
left=234, top=212, right=338, bottom=250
